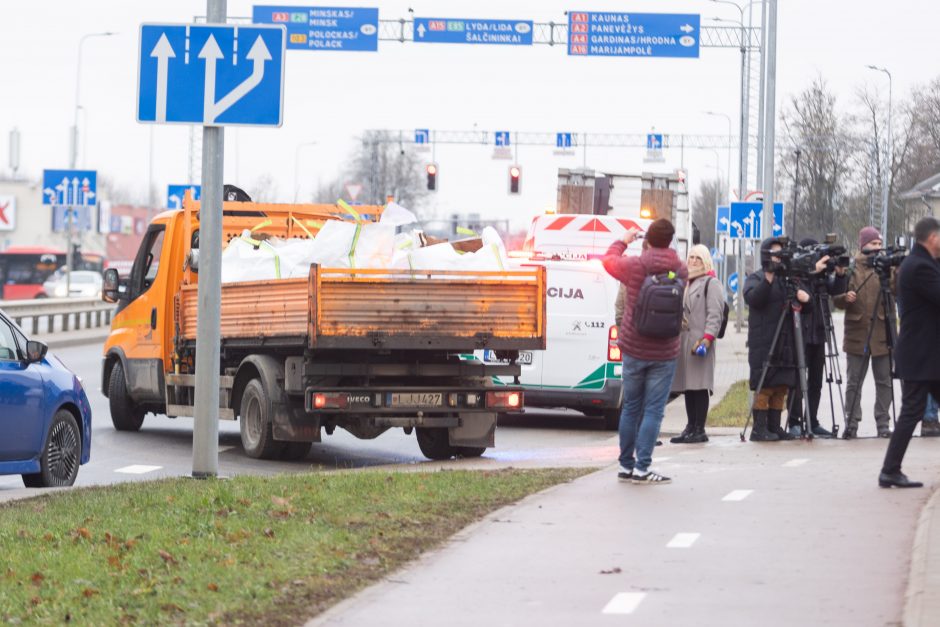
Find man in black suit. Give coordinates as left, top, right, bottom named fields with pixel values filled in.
left=879, top=216, right=940, bottom=488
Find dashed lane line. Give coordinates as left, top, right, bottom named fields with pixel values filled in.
left=602, top=592, right=646, bottom=615
left=722, top=489, right=754, bottom=501
left=114, top=465, right=163, bottom=474
left=782, top=458, right=809, bottom=468
left=666, top=532, right=701, bottom=548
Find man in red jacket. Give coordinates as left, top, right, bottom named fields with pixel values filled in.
left=603, top=219, right=688, bottom=485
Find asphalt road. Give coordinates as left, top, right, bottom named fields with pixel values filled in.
left=0, top=342, right=620, bottom=500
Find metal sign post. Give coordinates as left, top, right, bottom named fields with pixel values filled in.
left=192, top=0, right=226, bottom=479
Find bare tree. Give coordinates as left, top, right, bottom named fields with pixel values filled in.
left=691, top=178, right=724, bottom=249
left=315, top=131, right=429, bottom=211
left=248, top=174, right=279, bottom=202
left=778, top=77, right=853, bottom=242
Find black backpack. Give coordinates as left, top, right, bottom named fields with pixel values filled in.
left=704, top=277, right=730, bottom=339
left=632, top=271, right=685, bottom=338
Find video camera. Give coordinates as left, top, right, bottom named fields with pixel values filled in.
left=762, top=235, right=849, bottom=278
left=864, top=247, right=907, bottom=275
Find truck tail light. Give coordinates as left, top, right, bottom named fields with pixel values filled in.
left=608, top=325, right=621, bottom=362
left=312, top=393, right=347, bottom=409
left=486, top=391, right=522, bottom=410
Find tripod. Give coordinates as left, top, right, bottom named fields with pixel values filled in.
left=787, top=279, right=846, bottom=437
left=844, top=269, right=898, bottom=433
left=740, top=277, right=815, bottom=441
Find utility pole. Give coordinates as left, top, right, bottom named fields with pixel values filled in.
left=792, top=148, right=801, bottom=240
left=193, top=0, right=226, bottom=479
left=867, top=65, right=893, bottom=240
left=760, top=0, right=777, bottom=240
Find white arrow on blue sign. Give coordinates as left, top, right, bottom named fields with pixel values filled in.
left=495, top=131, right=511, bottom=147
left=42, top=170, right=97, bottom=206
left=415, top=129, right=430, bottom=144
left=556, top=132, right=573, bottom=148
left=413, top=18, right=533, bottom=45
left=167, top=184, right=201, bottom=209
left=647, top=133, right=664, bottom=150
left=137, top=23, right=286, bottom=126
left=728, top=272, right=739, bottom=293
left=729, top=201, right=784, bottom=240
left=716, top=205, right=730, bottom=234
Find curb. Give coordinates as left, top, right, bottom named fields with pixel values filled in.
left=904, top=486, right=940, bottom=626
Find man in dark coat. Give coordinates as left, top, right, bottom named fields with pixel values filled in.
left=744, top=238, right=816, bottom=441
left=879, top=217, right=940, bottom=488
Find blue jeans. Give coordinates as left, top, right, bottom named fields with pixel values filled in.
left=618, top=355, right=678, bottom=473
left=925, top=394, right=939, bottom=422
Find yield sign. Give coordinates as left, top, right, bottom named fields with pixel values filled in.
left=345, top=183, right=363, bottom=202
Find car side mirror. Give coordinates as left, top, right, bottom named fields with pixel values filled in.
left=26, top=340, right=47, bottom=364
left=102, top=268, right=121, bottom=303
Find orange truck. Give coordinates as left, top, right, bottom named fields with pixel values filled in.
left=100, top=196, right=546, bottom=461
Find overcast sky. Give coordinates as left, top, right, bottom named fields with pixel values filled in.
left=0, top=0, right=935, bottom=229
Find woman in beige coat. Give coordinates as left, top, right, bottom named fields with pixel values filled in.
left=670, top=245, right=726, bottom=443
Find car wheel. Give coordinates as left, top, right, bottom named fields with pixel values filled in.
left=108, top=361, right=145, bottom=431
left=239, top=378, right=283, bottom=459
left=415, top=427, right=457, bottom=460
left=22, top=410, right=81, bottom=488
left=457, top=446, right=486, bottom=458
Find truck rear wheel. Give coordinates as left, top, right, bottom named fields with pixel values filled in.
left=239, top=378, right=282, bottom=460
left=416, top=427, right=457, bottom=460
left=108, top=361, right=145, bottom=432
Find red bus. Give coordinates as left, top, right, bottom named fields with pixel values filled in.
left=0, top=247, right=105, bottom=300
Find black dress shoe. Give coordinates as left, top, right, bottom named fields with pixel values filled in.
left=878, top=472, right=924, bottom=488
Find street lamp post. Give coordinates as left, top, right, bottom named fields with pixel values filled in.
left=294, top=141, right=319, bottom=202
left=68, top=31, right=115, bottom=298
left=705, top=111, right=733, bottom=203
left=867, top=64, right=893, bottom=240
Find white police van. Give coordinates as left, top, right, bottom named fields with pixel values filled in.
left=482, top=214, right=649, bottom=429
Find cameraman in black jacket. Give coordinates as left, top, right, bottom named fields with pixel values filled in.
left=786, top=237, right=849, bottom=437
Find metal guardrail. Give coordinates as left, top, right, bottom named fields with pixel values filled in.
left=0, top=297, right=115, bottom=336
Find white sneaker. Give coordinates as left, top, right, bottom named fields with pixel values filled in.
left=631, top=470, right=671, bottom=485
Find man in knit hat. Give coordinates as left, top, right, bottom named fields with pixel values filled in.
left=603, top=218, right=687, bottom=485
left=833, top=226, right=898, bottom=438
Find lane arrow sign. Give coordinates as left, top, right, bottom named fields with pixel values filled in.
left=417, top=23, right=426, bottom=38
left=150, top=34, right=175, bottom=123
left=198, top=34, right=224, bottom=123
left=208, top=35, right=271, bottom=122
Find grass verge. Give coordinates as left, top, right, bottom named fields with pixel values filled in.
left=0, top=468, right=587, bottom=625
left=708, top=380, right=751, bottom=427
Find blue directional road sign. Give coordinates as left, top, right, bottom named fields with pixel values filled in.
left=716, top=205, right=730, bottom=234
left=137, top=24, right=286, bottom=126
left=167, top=184, right=201, bottom=209
left=728, top=272, right=739, bottom=293
left=42, top=170, right=97, bottom=206
left=413, top=18, right=533, bottom=46
left=415, top=129, right=430, bottom=144
left=495, top=131, right=511, bottom=147
left=252, top=6, right=378, bottom=52
left=556, top=132, right=573, bottom=148
left=728, top=201, right=784, bottom=240
left=568, top=11, right=700, bottom=58
left=647, top=133, right=664, bottom=150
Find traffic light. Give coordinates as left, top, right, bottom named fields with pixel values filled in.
left=426, top=163, right=438, bottom=191
left=509, top=165, right=522, bottom=194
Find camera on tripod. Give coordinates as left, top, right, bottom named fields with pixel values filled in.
left=762, top=235, right=849, bottom=278
left=864, top=247, right=907, bottom=276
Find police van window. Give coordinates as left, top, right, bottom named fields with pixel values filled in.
left=0, top=320, right=19, bottom=361
left=130, top=226, right=166, bottom=299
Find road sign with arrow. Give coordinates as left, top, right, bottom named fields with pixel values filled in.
left=729, top=201, right=784, bottom=240
left=137, top=23, right=286, bottom=126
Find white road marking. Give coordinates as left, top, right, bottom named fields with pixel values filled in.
left=115, top=465, right=162, bottom=475
left=666, top=532, right=700, bottom=548
left=602, top=592, right=646, bottom=615
left=783, top=458, right=809, bottom=468
left=722, top=489, right=753, bottom=501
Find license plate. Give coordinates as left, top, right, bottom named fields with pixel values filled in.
left=389, top=392, right=443, bottom=408
left=518, top=351, right=533, bottom=365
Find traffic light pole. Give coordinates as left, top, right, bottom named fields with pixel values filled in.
left=192, top=0, right=226, bottom=479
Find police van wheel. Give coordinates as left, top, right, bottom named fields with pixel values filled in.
left=603, top=409, right=622, bottom=431
left=457, top=446, right=486, bottom=458
left=416, top=428, right=457, bottom=460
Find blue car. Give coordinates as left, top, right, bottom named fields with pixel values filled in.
left=0, top=309, right=91, bottom=487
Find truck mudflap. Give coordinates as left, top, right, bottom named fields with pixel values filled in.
left=304, top=386, right=523, bottom=415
